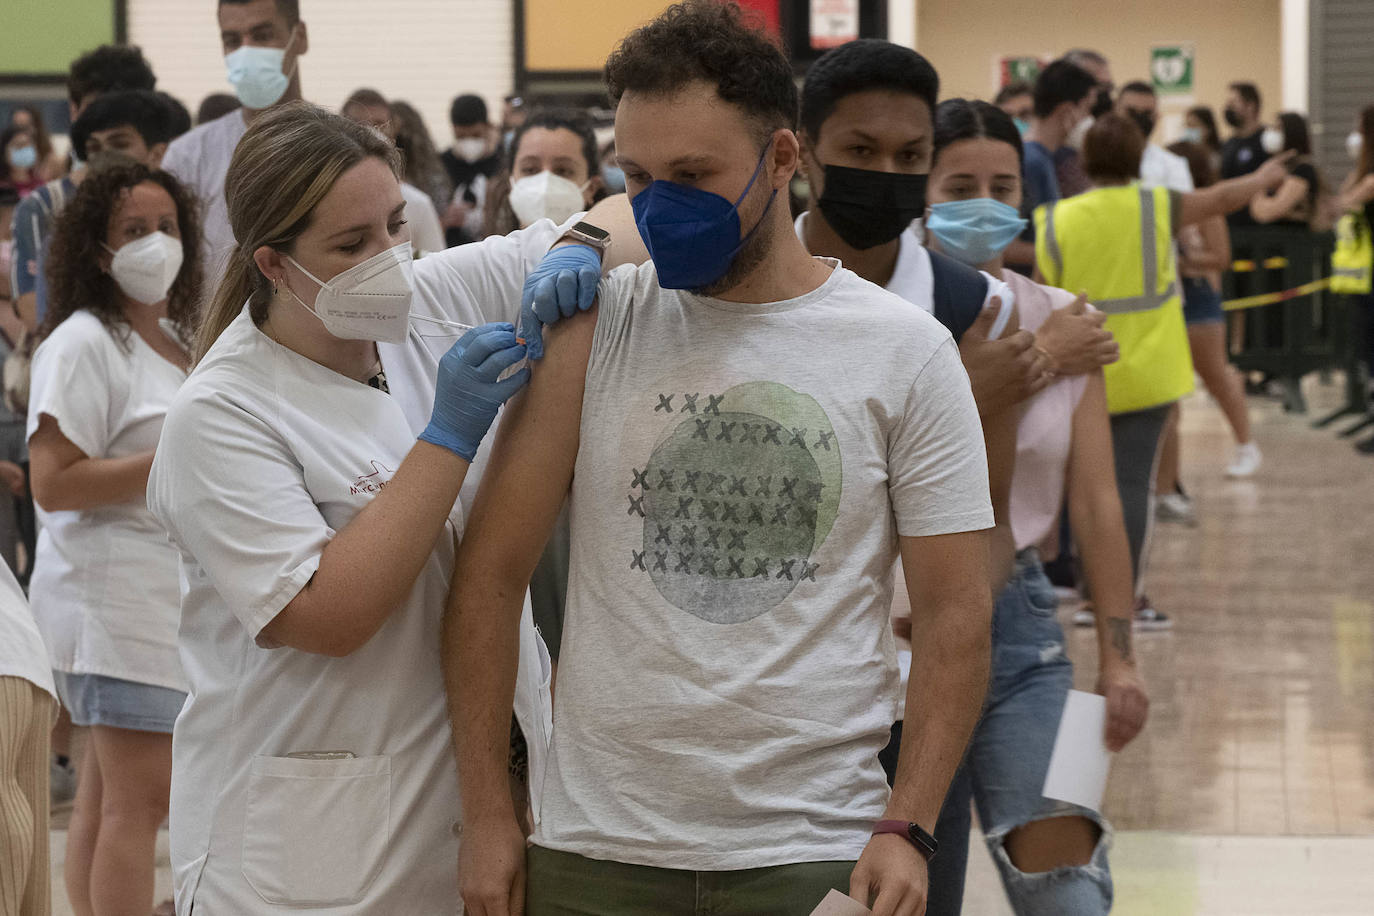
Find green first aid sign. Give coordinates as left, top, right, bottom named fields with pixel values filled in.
left=1151, top=44, right=1195, bottom=95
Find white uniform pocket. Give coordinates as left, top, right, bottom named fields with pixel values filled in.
left=241, top=754, right=391, bottom=906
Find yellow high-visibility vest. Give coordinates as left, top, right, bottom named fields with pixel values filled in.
left=1331, top=210, right=1373, bottom=294
left=1035, top=183, right=1194, bottom=415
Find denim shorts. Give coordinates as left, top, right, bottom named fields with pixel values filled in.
left=53, top=671, right=186, bottom=733
left=1181, top=276, right=1225, bottom=325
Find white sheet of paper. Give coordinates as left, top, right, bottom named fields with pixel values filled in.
left=1041, top=689, right=1112, bottom=811
left=810, top=889, right=872, bottom=916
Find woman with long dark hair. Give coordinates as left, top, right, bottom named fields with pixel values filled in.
left=1249, top=111, right=1322, bottom=227
left=920, top=98, right=1147, bottom=916
left=28, top=162, right=200, bottom=915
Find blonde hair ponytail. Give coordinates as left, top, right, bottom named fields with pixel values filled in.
left=195, top=101, right=401, bottom=362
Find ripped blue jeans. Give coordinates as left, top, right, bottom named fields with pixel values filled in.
left=926, top=550, right=1113, bottom=916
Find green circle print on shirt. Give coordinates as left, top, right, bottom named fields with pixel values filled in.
left=630, top=380, right=843, bottom=624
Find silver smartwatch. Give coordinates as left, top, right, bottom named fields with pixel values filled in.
left=563, top=221, right=611, bottom=251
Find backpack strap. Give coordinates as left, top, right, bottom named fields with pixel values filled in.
left=927, top=248, right=990, bottom=343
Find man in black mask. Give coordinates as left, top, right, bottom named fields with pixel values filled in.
left=1116, top=81, right=1194, bottom=193
left=1219, top=81, right=1268, bottom=226
left=794, top=34, right=1115, bottom=803
left=796, top=40, right=1103, bottom=412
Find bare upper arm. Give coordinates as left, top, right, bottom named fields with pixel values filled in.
left=580, top=194, right=648, bottom=271
left=454, top=307, right=599, bottom=584
left=897, top=529, right=992, bottom=620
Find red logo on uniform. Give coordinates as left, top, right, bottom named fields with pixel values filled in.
left=350, top=460, right=394, bottom=495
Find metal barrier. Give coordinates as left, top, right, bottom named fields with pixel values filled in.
left=1223, top=226, right=1337, bottom=413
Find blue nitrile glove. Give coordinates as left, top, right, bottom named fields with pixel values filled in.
left=419, top=323, right=530, bottom=461
left=518, top=243, right=601, bottom=361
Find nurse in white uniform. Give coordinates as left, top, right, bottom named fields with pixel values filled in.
left=147, top=103, right=556, bottom=913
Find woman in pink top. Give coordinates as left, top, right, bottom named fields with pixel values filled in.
left=917, top=99, right=1150, bottom=916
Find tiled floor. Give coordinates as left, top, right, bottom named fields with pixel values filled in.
left=1068, top=376, right=1374, bottom=840
left=47, top=377, right=1374, bottom=914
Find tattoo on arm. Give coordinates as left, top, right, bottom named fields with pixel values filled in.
left=1107, top=618, right=1134, bottom=663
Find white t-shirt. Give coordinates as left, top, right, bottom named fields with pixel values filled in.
left=0, top=560, right=56, bottom=701
left=533, top=259, right=993, bottom=870
left=161, top=109, right=249, bottom=293
left=27, top=311, right=188, bottom=692
left=146, top=220, right=567, bottom=912
left=795, top=213, right=1011, bottom=718
left=400, top=181, right=446, bottom=255
left=1141, top=144, right=1195, bottom=193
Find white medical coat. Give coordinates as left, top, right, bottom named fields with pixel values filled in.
left=148, top=219, right=573, bottom=913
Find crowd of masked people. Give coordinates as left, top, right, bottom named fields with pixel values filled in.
left=0, top=2, right=1361, bottom=915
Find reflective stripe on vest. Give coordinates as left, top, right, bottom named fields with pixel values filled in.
left=1043, top=186, right=1174, bottom=314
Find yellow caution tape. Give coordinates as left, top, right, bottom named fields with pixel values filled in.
left=1222, top=277, right=1331, bottom=311
left=1230, top=256, right=1291, bottom=273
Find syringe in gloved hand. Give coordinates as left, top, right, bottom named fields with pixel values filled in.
left=409, top=315, right=529, bottom=381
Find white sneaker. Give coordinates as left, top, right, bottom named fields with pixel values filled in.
left=1072, top=606, right=1096, bottom=627
left=1133, top=597, right=1173, bottom=631
left=1226, top=442, right=1262, bottom=478
left=1156, top=491, right=1197, bottom=526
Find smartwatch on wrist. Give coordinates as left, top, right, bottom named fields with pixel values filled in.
left=872, top=819, right=939, bottom=861
left=563, top=220, right=611, bottom=252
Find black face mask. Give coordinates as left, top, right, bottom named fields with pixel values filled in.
left=815, top=163, right=927, bottom=250
left=1127, top=109, right=1156, bottom=139
left=1091, top=87, right=1114, bottom=119
left=1224, top=108, right=1244, bottom=129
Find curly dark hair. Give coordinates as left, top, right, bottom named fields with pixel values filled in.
left=42, top=163, right=202, bottom=348
left=604, top=0, right=796, bottom=140
left=67, top=45, right=157, bottom=108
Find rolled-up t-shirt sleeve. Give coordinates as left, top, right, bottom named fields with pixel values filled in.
left=887, top=338, right=995, bottom=537
left=149, top=393, right=331, bottom=642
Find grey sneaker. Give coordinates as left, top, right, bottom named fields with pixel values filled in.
left=1156, top=491, right=1197, bottom=526
left=1133, top=596, right=1173, bottom=631
left=50, top=756, right=77, bottom=805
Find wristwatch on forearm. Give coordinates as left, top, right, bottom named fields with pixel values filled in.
left=872, top=819, right=939, bottom=861
left=560, top=220, right=610, bottom=252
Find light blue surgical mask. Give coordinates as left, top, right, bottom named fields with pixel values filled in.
left=225, top=31, right=296, bottom=109
left=601, top=164, right=626, bottom=195
left=925, top=197, right=1028, bottom=267
left=1013, top=118, right=1030, bottom=138
left=1180, top=127, right=1204, bottom=144
left=8, top=145, right=37, bottom=170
